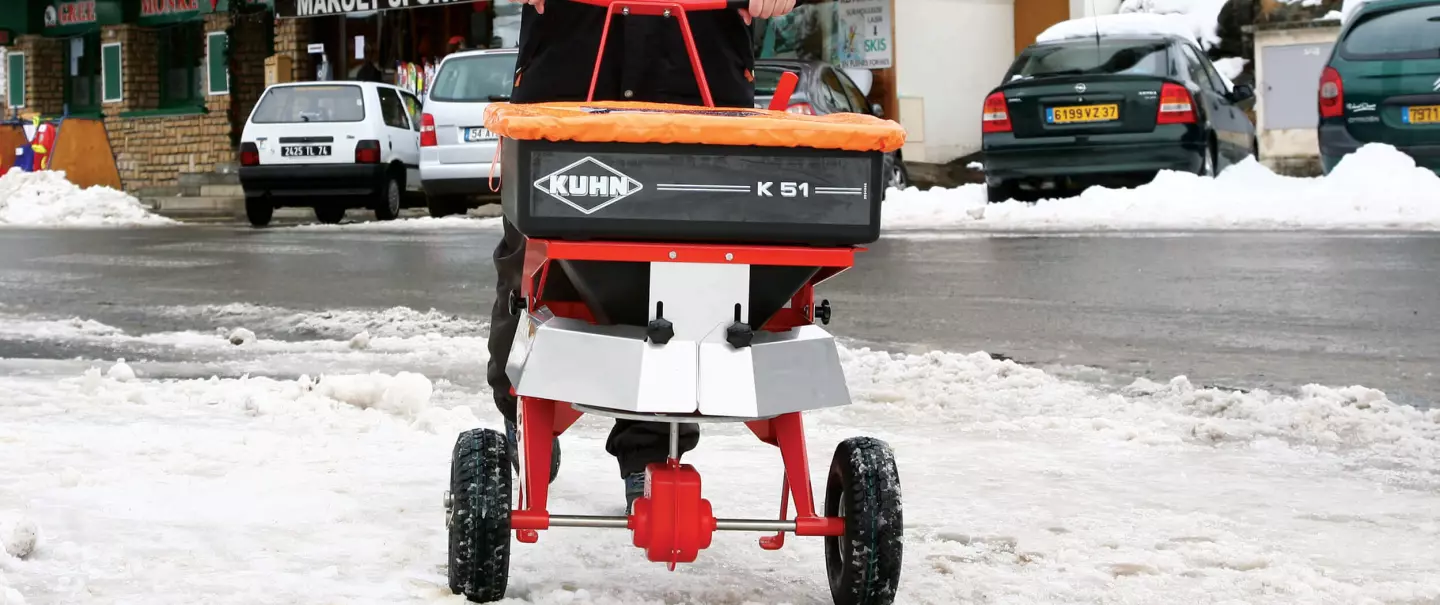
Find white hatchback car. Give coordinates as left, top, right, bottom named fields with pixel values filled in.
left=419, top=48, right=517, bottom=217
left=238, top=81, right=425, bottom=226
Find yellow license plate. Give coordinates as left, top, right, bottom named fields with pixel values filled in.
left=1405, top=105, right=1440, bottom=124
left=1049, top=104, right=1119, bottom=124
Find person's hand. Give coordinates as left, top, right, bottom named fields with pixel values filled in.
left=509, top=0, right=544, bottom=14
left=740, top=0, right=796, bottom=24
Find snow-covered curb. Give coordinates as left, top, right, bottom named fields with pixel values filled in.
left=0, top=169, right=173, bottom=227
left=883, top=144, right=1440, bottom=232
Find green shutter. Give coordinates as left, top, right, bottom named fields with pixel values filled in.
left=206, top=32, right=228, bottom=96
left=102, top=42, right=122, bottom=103
left=6, top=52, right=22, bottom=108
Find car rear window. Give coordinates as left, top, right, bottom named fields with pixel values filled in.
left=251, top=85, right=365, bottom=124
left=1340, top=4, right=1440, bottom=60
left=1008, top=41, right=1171, bottom=80
left=429, top=53, right=517, bottom=103
left=753, top=68, right=791, bottom=96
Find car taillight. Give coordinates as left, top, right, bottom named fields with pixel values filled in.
left=1319, top=67, right=1344, bottom=119
left=239, top=142, right=259, bottom=166
left=1156, top=82, right=1196, bottom=125
left=420, top=113, right=437, bottom=147
left=355, top=140, right=381, bottom=164
left=786, top=103, right=815, bottom=115
left=981, top=92, right=1011, bottom=133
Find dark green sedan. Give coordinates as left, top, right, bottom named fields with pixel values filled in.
left=1319, top=0, right=1440, bottom=176
left=981, top=34, right=1257, bottom=203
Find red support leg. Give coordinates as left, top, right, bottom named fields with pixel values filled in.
left=746, top=412, right=845, bottom=538
left=511, top=397, right=585, bottom=541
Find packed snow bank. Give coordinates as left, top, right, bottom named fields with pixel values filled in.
left=168, top=304, right=488, bottom=339
left=884, top=144, right=1440, bottom=231
left=287, top=214, right=501, bottom=231
left=0, top=169, right=173, bottom=227
left=2, top=336, right=1439, bottom=602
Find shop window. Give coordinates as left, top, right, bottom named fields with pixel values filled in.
left=159, top=22, right=205, bottom=109
left=64, top=32, right=103, bottom=115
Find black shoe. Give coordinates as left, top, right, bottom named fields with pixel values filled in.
left=505, top=419, right=561, bottom=483
left=624, top=471, right=646, bottom=511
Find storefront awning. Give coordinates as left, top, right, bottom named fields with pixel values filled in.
left=274, top=0, right=485, bottom=19
left=0, top=2, right=31, bottom=46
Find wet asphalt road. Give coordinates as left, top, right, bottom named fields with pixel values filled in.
left=0, top=224, right=1435, bottom=407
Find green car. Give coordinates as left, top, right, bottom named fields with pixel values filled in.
left=1318, top=0, right=1440, bottom=175
left=981, top=34, right=1257, bottom=202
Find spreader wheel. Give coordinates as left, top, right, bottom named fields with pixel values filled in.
left=446, top=428, right=512, bottom=603
left=824, top=436, right=903, bottom=605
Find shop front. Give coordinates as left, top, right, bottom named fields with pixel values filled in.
left=748, top=0, right=897, bottom=119
left=1, top=0, right=275, bottom=192
left=270, top=0, right=520, bottom=97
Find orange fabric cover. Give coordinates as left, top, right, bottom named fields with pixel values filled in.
left=484, top=101, right=907, bottom=153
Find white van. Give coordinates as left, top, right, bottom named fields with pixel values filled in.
left=418, top=48, right=517, bottom=217
left=238, top=81, right=425, bottom=226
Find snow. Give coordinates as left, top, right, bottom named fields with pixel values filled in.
left=1211, top=56, right=1246, bottom=83
left=0, top=169, right=174, bottom=228
left=885, top=144, right=1440, bottom=232
left=1040, top=0, right=1233, bottom=49
left=0, top=516, right=38, bottom=560
left=287, top=215, right=502, bottom=231
left=1037, top=13, right=1201, bottom=45
left=2, top=304, right=1439, bottom=603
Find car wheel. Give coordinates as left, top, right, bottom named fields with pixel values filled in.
left=314, top=205, right=346, bottom=224
left=428, top=195, right=464, bottom=218
left=1200, top=140, right=1218, bottom=177
left=986, top=181, right=1016, bottom=204
left=887, top=155, right=911, bottom=191
left=245, top=198, right=273, bottom=228
left=375, top=174, right=401, bottom=221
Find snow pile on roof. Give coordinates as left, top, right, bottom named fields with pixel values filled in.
left=1038, top=12, right=1203, bottom=45
left=883, top=144, right=1440, bottom=231
left=0, top=169, right=173, bottom=227
left=1038, top=0, right=1236, bottom=55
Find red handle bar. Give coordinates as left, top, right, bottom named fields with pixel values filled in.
left=548, top=0, right=765, bottom=106
left=563, top=0, right=753, bottom=8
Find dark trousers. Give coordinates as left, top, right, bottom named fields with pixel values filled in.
left=486, top=217, right=700, bottom=478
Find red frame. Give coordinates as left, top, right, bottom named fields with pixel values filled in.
left=502, top=0, right=851, bottom=568
left=507, top=239, right=857, bottom=563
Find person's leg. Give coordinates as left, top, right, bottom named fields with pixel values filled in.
left=486, top=216, right=561, bottom=482
left=607, top=419, right=700, bottom=507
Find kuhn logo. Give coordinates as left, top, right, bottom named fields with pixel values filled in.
left=533, top=157, right=643, bottom=215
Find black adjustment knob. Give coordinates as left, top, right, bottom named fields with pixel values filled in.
left=647, top=318, right=675, bottom=345
left=725, top=322, right=754, bottom=349
left=508, top=290, right=527, bottom=316
left=815, top=300, right=832, bottom=325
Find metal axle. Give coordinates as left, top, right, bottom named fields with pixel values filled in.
left=541, top=514, right=797, bottom=533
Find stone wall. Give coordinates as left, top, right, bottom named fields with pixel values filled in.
left=3, top=35, right=65, bottom=118
left=94, top=11, right=278, bottom=192
left=274, top=16, right=312, bottom=84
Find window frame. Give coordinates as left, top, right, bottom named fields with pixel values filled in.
left=63, top=32, right=103, bottom=115
left=1339, top=4, right=1440, bottom=61
left=158, top=22, right=206, bottom=110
